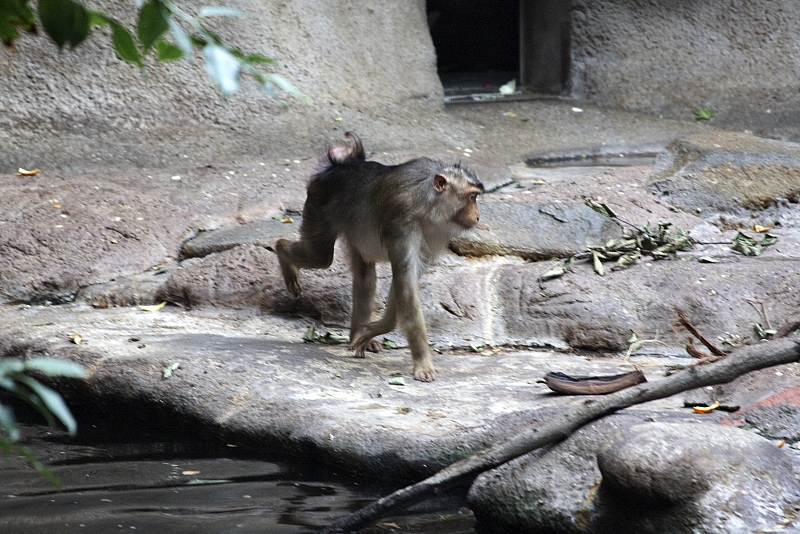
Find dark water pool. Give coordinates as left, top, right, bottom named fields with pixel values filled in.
left=0, top=408, right=476, bottom=533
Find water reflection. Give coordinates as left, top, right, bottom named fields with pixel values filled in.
left=0, top=423, right=476, bottom=533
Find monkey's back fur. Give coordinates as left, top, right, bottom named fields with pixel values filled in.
left=304, top=146, right=480, bottom=266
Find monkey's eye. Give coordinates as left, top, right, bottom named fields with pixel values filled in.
left=469, top=193, right=479, bottom=202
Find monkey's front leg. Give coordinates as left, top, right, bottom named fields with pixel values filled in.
left=393, top=273, right=436, bottom=382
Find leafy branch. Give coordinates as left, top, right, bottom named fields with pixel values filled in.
left=1, top=0, right=311, bottom=103
left=0, top=357, right=85, bottom=485
left=540, top=199, right=778, bottom=281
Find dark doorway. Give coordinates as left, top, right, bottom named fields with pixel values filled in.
left=427, top=0, right=520, bottom=97
left=426, top=0, right=571, bottom=99
left=520, top=0, right=572, bottom=95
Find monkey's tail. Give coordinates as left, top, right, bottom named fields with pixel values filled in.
left=343, top=131, right=365, bottom=160
left=310, top=131, right=365, bottom=181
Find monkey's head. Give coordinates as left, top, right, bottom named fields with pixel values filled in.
left=432, top=163, right=484, bottom=230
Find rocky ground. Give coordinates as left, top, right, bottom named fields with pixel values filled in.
left=2, top=100, right=799, bottom=533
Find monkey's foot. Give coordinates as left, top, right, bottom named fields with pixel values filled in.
left=365, top=339, right=381, bottom=353
left=276, top=240, right=302, bottom=297
left=351, top=337, right=380, bottom=358
left=413, top=364, right=437, bottom=382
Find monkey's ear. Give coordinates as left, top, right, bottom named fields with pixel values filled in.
left=433, top=174, right=448, bottom=192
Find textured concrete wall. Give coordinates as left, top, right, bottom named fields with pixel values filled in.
left=570, top=0, right=800, bottom=117
left=0, top=0, right=442, bottom=167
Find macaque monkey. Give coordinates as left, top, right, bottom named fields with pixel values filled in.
left=276, top=132, right=483, bottom=382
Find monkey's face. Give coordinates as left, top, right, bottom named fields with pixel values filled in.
left=453, top=187, right=482, bottom=229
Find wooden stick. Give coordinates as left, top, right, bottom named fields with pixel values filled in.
left=675, top=308, right=726, bottom=356
left=324, top=338, right=800, bottom=533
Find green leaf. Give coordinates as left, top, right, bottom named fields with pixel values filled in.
left=155, top=39, right=183, bottom=61
left=204, top=43, right=241, bottom=97
left=15, top=443, right=61, bottom=487
left=230, top=48, right=281, bottom=66
left=760, top=233, right=779, bottom=247
left=584, top=198, right=618, bottom=219
left=39, top=0, right=91, bottom=49
left=388, top=376, right=405, bottom=386
left=697, top=256, right=719, bottom=263
left=0, top=0, right=36, bottom=44
left=381, top=338, right=399, bottom=349
left=321, top=331, right=349, bottom=345
left=753, top=323, right=777, bottom=340
left=244, top=53, right=281, bottom=66
left=731, top=231, right=760, bottom=256
left=259, top=73, right=312, bottom=104
left=0, top=404, right=19, bottom=441
left=541, top=257, right=572, bottom=280
left=108, top=19, right=142, bottom=67
left=15, top=375, right=77, bottom=436
left=88, top=10, right=108, bottom=27
left=592, top=251, right=605, bottom=276
left=302, top=325, right=320, bottom=343
left=23, top=358, right=85, bottom=378
left=615, top=251, right=641, bottom=268
left=162, top=362, right=180, bottom=379
left=137, top=0, right=168, bottom=52
left=167, top=17, right=192, bottom=56
left=693, top=108, right=715, bottom=121
left=0, top=358, right=25, bottom=377
left=198, top=6, right=244, bottom=18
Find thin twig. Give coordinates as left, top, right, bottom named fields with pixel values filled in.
left=746, top=299, right=771, bottom=330
left=675, top=308, right=726, bottom=356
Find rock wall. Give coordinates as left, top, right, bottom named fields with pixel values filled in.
left=570, top=0, right=800, bottom=119
left=0, top=0, right=443, bottom=169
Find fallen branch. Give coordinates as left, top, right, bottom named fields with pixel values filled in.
left=685, top=338, right=724, bottom=366
left=324, top=338, right=800, bottom=533
left=676, top=308, right=726, bottom=357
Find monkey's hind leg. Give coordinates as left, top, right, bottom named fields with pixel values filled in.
left=352, top=281, right=398, bottom=358
left=275, top=227, right=336, bottom=297
left=349, top=250, right=381, bottom=354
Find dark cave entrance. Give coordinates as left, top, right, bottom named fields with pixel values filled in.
left=426, top=0, right=572, bottom=99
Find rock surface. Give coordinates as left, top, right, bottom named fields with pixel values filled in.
left=450, top=201, right=623, bottom=260
left=468, top=416, right=800, bottom=534
left=648, top=132, right=800, bottom=226
left=1, top=102, right=800, bottom=533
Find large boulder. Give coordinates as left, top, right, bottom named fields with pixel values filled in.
left=450, top=201, right=623, bottom=260
left=468, top=416, right=800, bottom=534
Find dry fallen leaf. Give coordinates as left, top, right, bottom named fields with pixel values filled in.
left=693, top=400, right=720, bottom=413
left=108, top=237, right=118, bottom=244
left=69, top=333, right=82, bottom=345
left=139, top=301, right=167, bottom=312
left=17, top=168, right=40, bottom=176
left=280, top=216, right=294, bottom=223
left=53, top=204, right=61, bottom=209
left=377, top=523, right=401, bottom=529
left=753, top=224, right=773, bottom=233
left=182, top=470, right=201, bottom=476
left=777, top=439, right=785, bottom=448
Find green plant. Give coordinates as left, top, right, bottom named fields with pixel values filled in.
left=0, top=357, right=85, bottom=485
left=1, top=0, right=310, bottom=103
left=693, top=108, right=715, bottom=121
